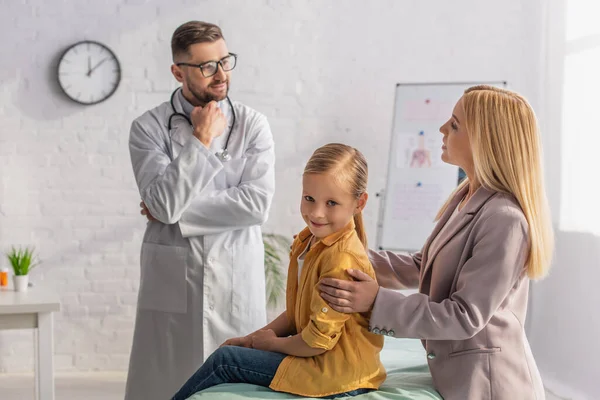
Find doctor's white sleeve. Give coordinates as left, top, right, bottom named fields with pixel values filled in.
left=129, top=117, right=224, bottom=225
left=178, top=115, right=275, bottom=237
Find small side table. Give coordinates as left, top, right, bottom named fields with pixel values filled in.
left=0, top=288, right=60, bottom=400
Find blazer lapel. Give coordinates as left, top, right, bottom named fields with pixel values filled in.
left=418, top=184, right=468, bottom=278
left=419, top=185, right=497, bottom=290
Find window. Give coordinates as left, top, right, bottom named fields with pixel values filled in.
left=559, top=0, right=600, bottom=234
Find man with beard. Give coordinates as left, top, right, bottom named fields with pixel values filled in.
left=126, top=21, right=275, bottom=400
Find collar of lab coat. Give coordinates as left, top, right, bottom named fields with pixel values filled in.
left=297, top=219, right=356, bottom=248
left=178, top=88, right=195, bottom=117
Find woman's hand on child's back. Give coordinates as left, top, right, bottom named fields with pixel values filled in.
left=319, top=269, right=380, bottom=313
left=250, top=329, right=277, bottom=351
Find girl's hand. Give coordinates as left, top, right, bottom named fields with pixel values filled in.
left=220, top=336, right=251, bottom=348
left=319, top=269, right=380, bottom=313
left=250, top=329, right=277, bottom=351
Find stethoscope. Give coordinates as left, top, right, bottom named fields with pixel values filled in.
left=167, top=87, right=235, bottom=162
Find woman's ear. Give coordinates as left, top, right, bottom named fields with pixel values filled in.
left=356, top=192, right=368, bottom=213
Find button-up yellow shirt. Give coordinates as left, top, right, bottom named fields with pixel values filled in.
left=269, top=220, right=386, bottom=397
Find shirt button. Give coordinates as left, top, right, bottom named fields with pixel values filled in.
left=380, top=329, right=388, bottom=336
left=427, top=352, right=436, bottom=360
left=209, top=305, right=215, bottom=310
left=321, top=307, right=328, bottom=313
left=208, top=257, right=214, bottom=263
left=372, top=328, right=381, bottom=335
left=387, top=330, right=395, bottom=337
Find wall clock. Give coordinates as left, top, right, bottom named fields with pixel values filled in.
left=57, top=40, right=121, bottom=105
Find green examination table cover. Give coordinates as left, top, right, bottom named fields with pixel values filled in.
left=186, top=338, right=442, bottom=400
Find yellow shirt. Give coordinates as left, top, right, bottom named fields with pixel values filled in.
left=269, top=220, right=386, bottom=397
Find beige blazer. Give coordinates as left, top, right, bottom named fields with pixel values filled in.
left=369, top=185, right=545, bottom=400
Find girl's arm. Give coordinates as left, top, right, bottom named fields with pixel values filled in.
left=258, top=252, right=360, bottom=357
left=268, top=333, right=326, bottom=357
left=260, top=311, right=294, bottom=337
left=221, top=311, right=293, bottom=348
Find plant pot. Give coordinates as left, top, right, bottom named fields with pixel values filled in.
left=13, top=275, right=29, bottom=292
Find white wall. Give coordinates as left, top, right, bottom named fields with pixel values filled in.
left=0, top=0, right=544, bottom=373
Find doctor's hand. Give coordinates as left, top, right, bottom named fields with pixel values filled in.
left=319, top=269, right=380, bottom=314
left=140, top=201, right=156, bottom=222
left=190, top=101, right=227, bottom=148
left=220, top=335, right=252, bottom=349
left=250, top=329, right=277, bottom=351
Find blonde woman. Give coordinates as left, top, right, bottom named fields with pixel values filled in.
left=320, top=86, right=554, bottom=400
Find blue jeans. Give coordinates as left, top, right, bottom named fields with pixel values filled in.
left=171, top=345, right=371, bottom=399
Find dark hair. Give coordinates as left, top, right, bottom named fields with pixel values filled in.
left=171, top=21, right=224, bottom=61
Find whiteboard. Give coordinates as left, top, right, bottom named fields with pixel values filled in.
left=376, top=82, right=506, bottom=251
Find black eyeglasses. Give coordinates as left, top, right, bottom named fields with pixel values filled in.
left=176, top=53, right=237, bottom=78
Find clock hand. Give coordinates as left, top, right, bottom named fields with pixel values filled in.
left=89, top=57, right=109, bottom=75
left=87, top=56, right=92, bottom=76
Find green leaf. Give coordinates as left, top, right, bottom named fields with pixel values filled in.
left=263, top=233, right=292, bottom=308
left=5, top=246, right=39, bottom=276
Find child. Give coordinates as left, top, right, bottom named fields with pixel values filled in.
left=172, top=143, right=386, bottom=399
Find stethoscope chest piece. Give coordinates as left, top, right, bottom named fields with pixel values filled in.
left=216, top=148, right=232, bottom=162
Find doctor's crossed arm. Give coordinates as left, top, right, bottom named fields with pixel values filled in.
left=137, top=112, right=275, bottom=233
left=177, top=114, right=275, bottom=237
left=136, top=102, right=229, bottom=224
left=130, top=106, right=228, bottom=225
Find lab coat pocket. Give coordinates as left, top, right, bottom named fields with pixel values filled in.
left=138, top=243, right=188, bottom=313
left=223, top=157, right=247, bottom=188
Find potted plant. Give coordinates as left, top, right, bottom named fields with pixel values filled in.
left=263, top=233, right=291, bottom=318
left=6, top=246, right=38, bottom=292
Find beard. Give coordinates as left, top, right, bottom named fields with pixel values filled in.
left=188, top=81, right=229, bottom=105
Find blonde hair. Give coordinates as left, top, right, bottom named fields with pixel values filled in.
left=437, top=85, right=554, bottom=279
left=304, top=143, right=369, bottom=249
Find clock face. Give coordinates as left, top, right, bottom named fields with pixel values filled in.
left=57, top=40, right=121, bottom=105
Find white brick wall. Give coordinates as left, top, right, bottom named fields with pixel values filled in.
left=0, top=0, right=543, bottom=372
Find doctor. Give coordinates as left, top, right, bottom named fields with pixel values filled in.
left=126, top=20, right=275, bottom=400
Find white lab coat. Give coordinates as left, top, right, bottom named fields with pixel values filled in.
left=125, top=91, right=275, bottom=400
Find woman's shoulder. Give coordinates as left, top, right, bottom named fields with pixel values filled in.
left=476, top=191, right=528, bottom=233
left=483, top=192, right=526, bottom=218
